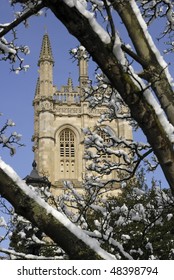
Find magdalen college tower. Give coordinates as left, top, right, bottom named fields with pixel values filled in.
left=32, top=33, right=132, bottom=192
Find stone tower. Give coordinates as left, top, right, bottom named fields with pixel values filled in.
left=32, top=33, right=132, bottom=192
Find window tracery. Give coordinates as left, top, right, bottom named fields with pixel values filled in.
left=59, top=128, right=76, bottom=178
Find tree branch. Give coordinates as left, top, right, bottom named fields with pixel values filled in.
left=0, top=2, right=45, bottom=38
left=0, top=160, right=114, bottom=260
left=121, top=44, right=147, bottom=67
left=110, top=0, right=174, bottom=127
left=45, top=0, right=174, bottom=192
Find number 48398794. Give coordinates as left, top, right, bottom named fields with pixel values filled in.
left=110, top=266, right=158, bottom=276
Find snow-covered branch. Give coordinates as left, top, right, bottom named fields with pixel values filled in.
left=0, top=0, right=44, bottom=71
left=0, top=116, right=24, bottom=155
left=82, top=124, right=155, bottom=186
left=0, top=247, right=62, bottom=260
left=0, top=1, right=44, bottom=38
left=0, top=158, right=115, bottom=260
left=58, top=170, right=174, bottom=260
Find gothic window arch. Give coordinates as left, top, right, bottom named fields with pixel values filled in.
left=59, top=128, right=76, bottom=179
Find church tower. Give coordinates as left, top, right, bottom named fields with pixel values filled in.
left=32, top=34, right=132, bottom=192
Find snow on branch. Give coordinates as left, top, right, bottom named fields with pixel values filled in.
left=82, top=125, right=155, bottom=187
left=130, top=0, right=173, bottom=85
left=0, top=247, right=61, bottom=260
left=139, top=0, right=174, bottom=54
left=64, top=0, right=111, bottom=44
left=58, top=168, right=174, bottom=259
left=0, top=0, right=44, bottom=72
left=139, top=0, right=174, bottom=31
left=0, top=116, right=24, bottom=155
left=109, top=25, right=174, bottom=144
left=0, top=158, right=115, bottom=260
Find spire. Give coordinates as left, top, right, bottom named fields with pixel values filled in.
left=67, top=73, right=73, bottom=90
left=36, top=32, right=54, bottom=97
left=38, top=33, right=54, bottom=65
left=34, top=77, right=40, bottom=97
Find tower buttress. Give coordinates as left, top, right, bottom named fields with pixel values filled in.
left=33, top=33, right=55, bottom=181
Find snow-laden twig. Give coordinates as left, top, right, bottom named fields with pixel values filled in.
left=0, top=247, right=62, bottom=260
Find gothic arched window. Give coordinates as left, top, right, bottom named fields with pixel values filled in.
left=59, top=128, right=76, bottom=178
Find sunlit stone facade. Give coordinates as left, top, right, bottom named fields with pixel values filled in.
left=32, top=34, right=132, bottom=192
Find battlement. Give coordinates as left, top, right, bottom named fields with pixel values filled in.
left=53, top=91, right=81, bottom=104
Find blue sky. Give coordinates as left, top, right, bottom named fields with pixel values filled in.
left=0, top=1, right=170, bottom=252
